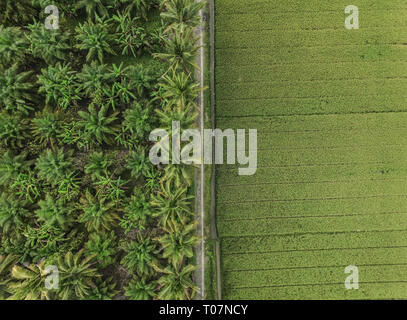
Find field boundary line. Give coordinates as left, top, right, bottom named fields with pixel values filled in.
left=217, top=94, right=407, bottom=102
left=216, top=8, right=407, bottom=15
left=225, top=280, right=407, bottom=291
left=217, top=112, right=407, bottom=118
left=218, top=211, right=407, bottom=222
left=235, top=144, right=407, bottom=151
left=224, top=263, right=407, bottom=273
left=218, top=194, right=407, bottom=205
left=216, top=43, right=407, bottom=51
left=218, top=161, right=397, bottom=171
left=218, top=77, right=407, bottom=85
left=218, top=25, right=407, bottom=33
left=216, top=60, right=407, bottom=67
left=218, top=178, right=407, bottom=188
left=236, top=128, right=407, bottom=134
left=222, top=245, right=407, bottom=256
left=219, top=228, right=407, bottom=239
left=216, top=43, right=407, bottom=49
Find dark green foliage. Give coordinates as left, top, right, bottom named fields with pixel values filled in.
left=74, top=0, right=117, bottom=19
left=0, top=64, right=35, bottom=114
left=0, top=0, right=36, bottom=26
left=112, top=12, right=148, bottom=57
left=35, top=194, right=74, bottom=229
left=0, top=0, right=199, bottom=301
left=0, top=26, right=28, bottom=66
left=161, top=0, right=204, bottom=29
left=57, top=250, right=100, bottom=300
left=121, top=0, right=152, bottom=20
left=121, top=233, right=158, bottom=276
left=31, top=107, right=63, bottom=148
left=77, top=61, right=114, bottom=99
left=85, top=232, right=117, bottom=268
left=154, top=25, right=198, bottom=72
left=151, top=182, right=194, bottom=227
left=79, top=190, right=119, bottom=232
left=125, top=276, right=156, bottom=300
left=75, top=16, right=116, bottom=63
left=0, top=194, right=30, bottom=234
left=84, top=151, right=113, bottom=180
left=37, top=63, right=81, bottom=109
left=126, top=147, right=152, bottom=179
left=78, top=104, right=120, bottom=146
left=157, top=222, right=198, bottom=267
left=26, top=21, right=70, bottom=64
left=119, top=191, right=152, bottom=233
left=0, top=111, right=30, bottom=148
left=0, top=151, right=31, bottom=186
left=35, top=148, right=75, bottom=185
left=155, top=263, right=197, bottom=300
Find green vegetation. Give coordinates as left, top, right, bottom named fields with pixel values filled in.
left=215, top=0, right=407, bottom=299
left=0, top=0, right=202, bottom=300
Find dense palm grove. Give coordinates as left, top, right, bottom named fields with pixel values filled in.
left=0, top=0, right=204, bottom=300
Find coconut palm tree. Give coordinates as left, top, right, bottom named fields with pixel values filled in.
left=78, top=104, right=120, bottom=145
left=121, top=233, right=158, bottom=276
left=161, top=0, right=204, bottom=29
left=0, top=111, right=30, bottom=148
left=0, top=0, right=36, bottom=26
left=37, top=63, right=81, bottom=110
left=77, top=61, right=114, bottom=99
left=0, top=64, right=35, bottom=114
left=84, top=151, right=113, bottom=181
left=158, top=70, right=200, bottom=108
left=111, top=11, right=149, bottom=57
left=57, top=250, right=100, bottom=300
left=74, top=0, right=115, bottom=19
left=120, top=191, right=152, bottom=233
left=150, top=181, right=194, bottom=227
left=31, top=107, right=63, bottom=149
left=0, top=254, right=18, bottom=299
left=162, top=163, right=192, bottom=188
left=157, top=221, right=199, bottom=267
left=26, top=21, right=70, bottom=64
left=75, top=15, right=116, bottom=63
left=0, top=151, right=31, bottom=187
left=35, top=194, right=74, bottom=230
left=78, top=190, right=119, bottom=232
left=121, top=0, right=152, bottom=20
left=126, top=147, right=152, bottom=179
left=35, top=148, right=75, bottom=186
left=155, top=263, right=197, bottom=300
left=156, top=101, right=198, bottom=134
left=125, top=276, right=156, bottom=300
left=122, top=101, right=154, bottom=142
left=0, top=26, right=28, bottom=66
left=8, top=260, right=52, bottom=300
left=154, top=25, right=199, bottom=72
left=84, top=232, right=117, bottom=268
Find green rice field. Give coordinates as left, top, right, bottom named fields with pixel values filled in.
left=214, top=0, right=407, bottom=299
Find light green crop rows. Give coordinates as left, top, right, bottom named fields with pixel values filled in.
left=214, top=0, right=407, bottom=299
